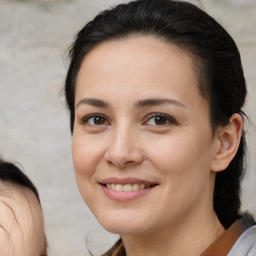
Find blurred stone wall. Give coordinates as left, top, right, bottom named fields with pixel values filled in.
left=0, top=0, right=255, bottom=255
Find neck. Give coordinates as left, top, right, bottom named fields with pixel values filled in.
left=121, top=210, right=224, bottom=256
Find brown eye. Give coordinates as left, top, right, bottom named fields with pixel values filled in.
left=154, top=116, right=168, bottom=125
left=145, top=113, right=177, bottom=126
left=82, top=114, right=109, bottom=126
left=92, top=116, right=106, bottom=125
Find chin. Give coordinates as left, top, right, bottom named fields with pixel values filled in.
left=103, top=223, right=145, bottom=235
left=97, top=211, right=148, bottom=235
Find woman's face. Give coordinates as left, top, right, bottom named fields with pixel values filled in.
left=72, top=36, right=220, bottom=235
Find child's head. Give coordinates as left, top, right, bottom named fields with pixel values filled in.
left=0, top=159, right=47, bottom=256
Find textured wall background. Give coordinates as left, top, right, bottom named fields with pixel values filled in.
left=0, top=0, right=255, bottom=255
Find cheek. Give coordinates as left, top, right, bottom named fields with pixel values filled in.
left=72, top=136, right=97, bottom=177
left=146, top=135, right=214, bottom=218
left=72, top=136, right=105, bottom=211
left=147, top=135, right=193, bottom=166
left=148, top=132, right=214, bottom=181
left=72, top=134, right=108, bottom=196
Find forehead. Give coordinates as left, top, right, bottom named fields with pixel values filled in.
left=0, top=182, right=45, bottom=255
left=75, top=36, right=204, bottom=107
left=0, top=181, right=40, bottom=211
left=79, top=36, right=195, bottom=80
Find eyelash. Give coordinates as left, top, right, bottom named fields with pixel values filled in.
left=80, top=113, right=177, bottom=127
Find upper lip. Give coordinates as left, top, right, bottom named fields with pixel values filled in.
left=100, top=177, right=158, bottom=185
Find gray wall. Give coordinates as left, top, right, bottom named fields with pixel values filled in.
left=0, top=0, right=255, bottom=255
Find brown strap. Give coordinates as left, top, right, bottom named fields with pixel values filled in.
left=102, top=239, right=125, bottom=256
left=201, top=221, right=243, bottom=256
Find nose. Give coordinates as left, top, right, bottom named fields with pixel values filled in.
left=104, top=125, right=144, bottom=168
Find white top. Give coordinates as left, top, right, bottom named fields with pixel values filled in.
left=228, top=225, right=256, bottom=256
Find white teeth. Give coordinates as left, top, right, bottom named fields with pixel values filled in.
left=140, top=184, right=145, bottom=189
left=133, top=184, right=140, bottom=191
left=115, top=184, right=123, bottom=192
left=106, top=183, right=152, bottom=192
left=123, top=184, right=132, bottom=192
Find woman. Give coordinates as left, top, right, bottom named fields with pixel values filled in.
left=64, top=0, right=256, bottom=255
left=0, top=159, right=47, bottom=256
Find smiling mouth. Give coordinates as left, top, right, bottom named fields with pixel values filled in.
left=102, top=183, right=157, bottom=192
left=100, top=180, right=158, bottom=201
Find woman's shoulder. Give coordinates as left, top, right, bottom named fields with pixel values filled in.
left=228, top=212, right=256, bottom=256
left=101, top=213, right=256, bottom=256
left=228, top=225, right=256, bottom=256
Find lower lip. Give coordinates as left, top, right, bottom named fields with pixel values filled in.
left=101, top=185, right=155, bottom=202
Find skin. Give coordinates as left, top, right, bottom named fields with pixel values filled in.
left=72, top=36, right=242, bottom=256
left=0, top=182, right=45, bottom=256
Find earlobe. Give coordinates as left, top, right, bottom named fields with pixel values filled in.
left=211, top=113, right=243, bottom=172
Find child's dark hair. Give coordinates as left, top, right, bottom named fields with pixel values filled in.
left=0, top=159, right=40, bottom=202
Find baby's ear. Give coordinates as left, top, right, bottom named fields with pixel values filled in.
left=211, top=113, right=243, bottom=172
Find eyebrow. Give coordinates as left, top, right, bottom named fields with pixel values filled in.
left=76, top=98, right=110, bottom=108
left=76, top=97, right=185, bottom=109
left=134, top=98, right=185, bottom=108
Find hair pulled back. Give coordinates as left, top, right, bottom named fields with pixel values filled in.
left=64, top=0, right=247, bottom=228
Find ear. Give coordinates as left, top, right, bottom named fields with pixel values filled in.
left=211, top=113, right=243, bottom=172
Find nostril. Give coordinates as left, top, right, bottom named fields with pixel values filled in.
left=108, top=160, right=135, bottom=168
left=104, top=139, right=144, bottom=168
left=105, top=154, right=136, bottom=166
